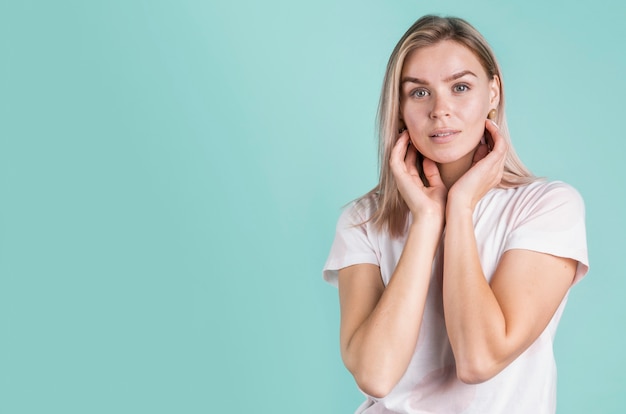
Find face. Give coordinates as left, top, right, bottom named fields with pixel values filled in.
left=400, top=40, right=500, bottom=166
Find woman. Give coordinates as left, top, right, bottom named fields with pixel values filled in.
left=323, top=15, right=588, bottom=413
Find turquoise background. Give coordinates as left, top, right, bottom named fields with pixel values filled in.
left=1, top=0, right=623, bottom=413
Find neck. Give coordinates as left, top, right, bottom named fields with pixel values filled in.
left=438, top=152, right=474, bottom=189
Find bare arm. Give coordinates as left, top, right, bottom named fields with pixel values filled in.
left=338, top=131, right=446, bottom=398
left=443, top=120, right=577, bottom=383
left=443, top=208, right=576, bottom=383
left=338, top=218, right=442, bottom=397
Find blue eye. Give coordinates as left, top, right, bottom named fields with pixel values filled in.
left=411, top=89, right=429, bottom=98
left=453, top=84, right=469, bottom=92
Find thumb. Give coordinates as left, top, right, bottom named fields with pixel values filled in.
left=472, top=143, right=489, bottom=166
left=422, top=157, right=444, bottom=188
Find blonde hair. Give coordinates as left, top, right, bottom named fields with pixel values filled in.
left=363, top=15, right=538, bottom=237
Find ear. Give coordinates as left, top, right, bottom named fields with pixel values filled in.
left=489, top=75, right=501, bottom=107
left=397, top=119, right=406, bottom=134
left=397, top=107, right=405, bottom=131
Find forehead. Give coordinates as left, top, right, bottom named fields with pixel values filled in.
left=402, top=40, right=487, bottom=79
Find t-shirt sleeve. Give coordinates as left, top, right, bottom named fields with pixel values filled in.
left=322, top=202, right=380, bottom=287
left=504, top=182, right=589, bottom=285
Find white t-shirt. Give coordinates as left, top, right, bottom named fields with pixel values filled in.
left=323, top=180, right=589, bottom=414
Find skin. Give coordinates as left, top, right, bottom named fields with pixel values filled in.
left=338, top=40, right=577, bottom=397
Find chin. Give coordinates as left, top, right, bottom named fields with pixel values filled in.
left=428, top=148, right=476, bottom=167
left=428, top=151, right=468, bottom=163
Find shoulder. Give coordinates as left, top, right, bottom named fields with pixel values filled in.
left=324, top=194, right=384, bottom=287
left=524, top=180, right=583, bottom=200
left=490, top=180, right=585, bottom=214
left=477, top=180, right=587, bottom=240
left=494, top=180, right=589, bottom=283
left=518, top=180, right=584, bottom=214
left=337, top=193, right=380, bottom=228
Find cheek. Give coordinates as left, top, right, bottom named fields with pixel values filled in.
left=467, top=122, right=486, bottom=145
left=401, top=101, right=428, bottom=122
left=409, top=138, right=430, bottom=157
left=464, top=102, right=490, bottom=132
left=463, top=98, right=489, bottom=120
left=404, top=113, right=430, bottom=139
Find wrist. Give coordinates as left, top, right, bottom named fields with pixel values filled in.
left=410, top=212, right=445, bottom=233
left=445, top=197, right=474, bottom=220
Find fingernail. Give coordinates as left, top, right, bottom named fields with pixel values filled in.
left=490, top=120, right=499, bottom=129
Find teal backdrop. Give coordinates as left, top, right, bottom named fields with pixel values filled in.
left=1, top=1, right=624, bottom=413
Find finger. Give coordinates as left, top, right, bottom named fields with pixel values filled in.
left=405, top=142, right=420, bottom=177
left=422, top=157, right=444, bottom=188
left=390, top=131, right=410, bottom=170
left=484, top=119, right=508, bottom=156
left=472, top=142, right=489, bottom=165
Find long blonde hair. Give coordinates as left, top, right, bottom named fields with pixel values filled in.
left=363, top=15, right=537, bottom=237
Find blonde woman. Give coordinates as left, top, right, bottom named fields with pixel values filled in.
left=323, top=15, right=588, bottom=413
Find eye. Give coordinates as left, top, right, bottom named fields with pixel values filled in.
left=410, top=88, right=429, bottom=98
left=453, top=84, right=470, bottom=93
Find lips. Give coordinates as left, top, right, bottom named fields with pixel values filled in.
left=429, top=128, right=460, bottom=138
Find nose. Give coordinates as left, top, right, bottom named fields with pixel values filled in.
left=429, top=95, right=451, bottom=119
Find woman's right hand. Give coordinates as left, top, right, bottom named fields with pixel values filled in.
left=390, top=131, right=447, bottom=221
left=339, top=131, right=447, bottom=397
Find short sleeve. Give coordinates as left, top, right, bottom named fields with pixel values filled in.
left=322, top=202, right=380, bottom=287
left=504, top=182, right=589, bottom=285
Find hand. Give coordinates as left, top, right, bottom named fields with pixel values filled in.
left=448, top=119, right=509, bottom=212
left=390, top=131, right=448, bottom=221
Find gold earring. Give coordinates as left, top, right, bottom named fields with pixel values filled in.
left=487, top=109, right=497, bottom=120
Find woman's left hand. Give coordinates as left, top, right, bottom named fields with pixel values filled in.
left=448, top=119, right=509, bottom=212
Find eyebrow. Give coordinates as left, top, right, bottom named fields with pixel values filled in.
left=401, top=70, right=478, bottom=85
